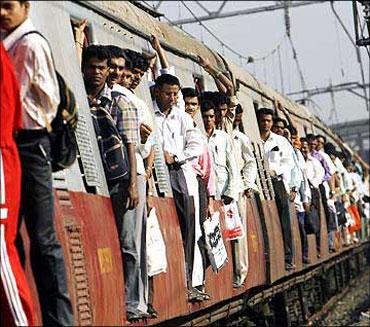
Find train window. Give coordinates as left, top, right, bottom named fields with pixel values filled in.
left=193, top=73, right=205, bottom=94
left=253, top=101, right=259, bottom=117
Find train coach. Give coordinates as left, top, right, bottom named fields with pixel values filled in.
left=18, top=1, right=370, bottom=326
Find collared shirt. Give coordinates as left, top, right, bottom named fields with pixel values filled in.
left=294, top=149, right=311, bottom=213
left=319, top=150, right=337, bottom=176
left=311, top=150, right=332, bottom=182
left=232, top=129, right=258, bottom=191
left=97, top=84, right=138, bottom=145
left=304, top=154, right=325, bottom=189
left=262, top=131, right=296, bottom=192
left=2, top=18, right=59, bottom=130
left=153, top=100, right=203, bottom=165
left=112, top=84, right=153, bottom=175
left=207, top=128, right=238, bottom=200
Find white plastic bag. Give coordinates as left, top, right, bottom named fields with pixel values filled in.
left=146, top=207, right=167, bottom=276
left=203, top=211, right=228, bottom=273
left=223, top=200, right=245, bottom=240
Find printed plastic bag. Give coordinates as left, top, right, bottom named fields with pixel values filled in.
left=146, top=207, right=167, bottom=276
left=223, top=201, right=245, bottom=240
left=203, top=211, right=228, bottom=273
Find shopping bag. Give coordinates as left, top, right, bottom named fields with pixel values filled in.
left=347, top=204, right=361, bottom=234
left=146, top=207, right=167, bottom=276
left=203, top=211, right=228, bottom=273
left=223, top=201, right=245, bottom=240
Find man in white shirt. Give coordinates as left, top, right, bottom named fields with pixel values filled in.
left=257, top=108, right=296, bottom=270
left=201, top=101, right=239, bottom=203
left=105, top=46, right=154, bottom=319
left=153, top=74, right=203, bottom=300
left=1, top=1, right=74, bottom=325
left=300, top=138, right=324, bottom=257
left=232, top=105, right=258, bottom=286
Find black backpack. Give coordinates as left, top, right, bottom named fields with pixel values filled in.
left=90, top=102, right=129, bottom=182
left=17, top=31, right=78, bottom=172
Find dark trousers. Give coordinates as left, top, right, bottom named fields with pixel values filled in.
left=272, top=177, right=293, bottom=264
left=15, top=133, right=73, bottom=326
left=168, top=166, right=195, bottom=289
left=310, top=186, right=322, bottom=253
left=196, top=175, right=210, bottom=285
left=297, top=212, right=308, bottom=259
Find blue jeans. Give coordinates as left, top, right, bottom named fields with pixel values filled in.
left=16, top=133, right=74, bottom=326
left=297, top=212, right=308, bottom=259
left=109, top=176, right=146, bottom=313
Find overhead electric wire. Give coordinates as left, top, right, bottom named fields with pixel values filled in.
left=330, top=1, right=369, bottom=112
left=179, top=1, right=251, bottom=63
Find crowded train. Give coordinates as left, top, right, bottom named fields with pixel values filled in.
left=1, top=1, right=369, bottom=326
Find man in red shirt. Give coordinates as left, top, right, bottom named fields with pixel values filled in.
left=0, top=42, right=35, bottom=326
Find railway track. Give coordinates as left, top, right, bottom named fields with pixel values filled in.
left=157, top=241, right=370, bottom=326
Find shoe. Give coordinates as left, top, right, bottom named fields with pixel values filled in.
left=147, top=304, right=158, bottom=319
left=329, top=248, right=336, bottom=253
left=285, top=263, right=295, bottom=271
left=317, top=253, right=321, bottom=259
left=233, top=281, right=243, bottom=289
left=127, top=311, right=141, bottom=321
left=303, top=257, right=311, bottom=264
left=137, top=310, right=150, bottom=319
left=194, top=286, right=211, bottom=300
left=188, top=289, right=204, bottom=302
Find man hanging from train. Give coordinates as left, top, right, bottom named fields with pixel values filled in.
left=152, top=74, right=204, bottom=301
left=183, top=87, right=217, bottom=301
left=106, top=45, right=157, bottom=318
left=1, top=1, right=74, bottom=325
left=232, top=104, right=258, bottom=286
left=257, top=108, right=297, bottom=271
left=81, top=45, right=148, bottom=321
left=306, top=134, right=337, bottom=252
left=0, top=41, right=35, bottom=327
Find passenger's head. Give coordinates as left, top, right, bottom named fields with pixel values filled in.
left=289, top=126, right=300, bottom=149
left=233, top=104, right=243, bottom=129
left=300, top=137, right=310, bottom=159
left=201, top=100, right=216, bottom=130
left=212, top=92, right=228, bottom=122
left=124, top=49, right=150, bottom=90
left=104, top=45, right=126, bottom=88
left=324, top=142, right=338, bottom=162
left=182, top=87, right=199, bottom=118
left=82, top=45, right=111, bottom=91
left=272, top=117, right=287, bottom=136
left=316, top=134, right=326, bottom=151
left=154, top=74, right=180, bottom=113
left=306, top=134, right=317, bottom=152
left=256, top=108, right=274, bottom=134
left=0, top=1, right=29, bottom=33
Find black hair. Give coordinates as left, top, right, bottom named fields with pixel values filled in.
left=124, top=49, right=150, bottom=71
left=306, top=133, right=316, bottom=141
left=300, top=137, right=308, bottom=144
left=287, top=125, right=298, bottom=136
left=200, top=100, right=216, bottom=113
left=182, top=87, right=199, bottom=99
left=155, top=74, right=180, bottom=88
left=273, top=117, right=288, bottom=128
left=199, top=91, right=215, bottom=105
left=235, top=103, right=243, bottom=115
left=316, top=134, right=327, bottom=143
left=82, top=45, right=110, bottom=69
left=104, top=45, right=125, bottom=59
left=256, top=108, right=274, bottom=120
left=212, top=92, right=228, bottom=108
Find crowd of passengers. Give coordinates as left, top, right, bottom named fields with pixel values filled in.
left=1, top=1, right=369, bottom=325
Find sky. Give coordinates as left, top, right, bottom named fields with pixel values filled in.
left=142, top=1, right=369, bottom=125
